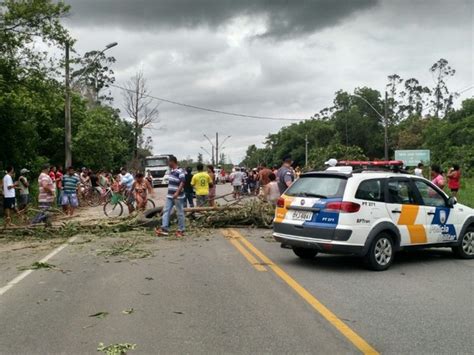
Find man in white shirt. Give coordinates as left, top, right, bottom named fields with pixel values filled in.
left=230, top=167, right=244, bottom=199
left=2, top=166, right=17, bottom=227
left=120, top=167, right=135, bottom=214
left=414, top=163, right=424, bottom=177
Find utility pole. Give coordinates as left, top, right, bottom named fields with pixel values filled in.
left=64, top=41, right=72, bottom=168
left=305, top=134, right=308, bottom=168
left=384, top=91, right=389, bottom=161
left=64, top=41, right=118, bottom=168
left=215, top=132, right=219, bottom=166
left=204, top=132, right=231, bottom=166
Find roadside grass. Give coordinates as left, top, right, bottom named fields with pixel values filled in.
left=458, top=177, right=474, bottom=208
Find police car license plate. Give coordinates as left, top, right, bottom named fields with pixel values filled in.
left=290, top=210, right=313, bottom=221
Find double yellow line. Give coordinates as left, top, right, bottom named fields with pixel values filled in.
left=222, top=228, right=379, bottom=355
left=222, top=228, right=268, bottom=272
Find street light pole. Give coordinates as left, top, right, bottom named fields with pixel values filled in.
left=216, top=134, right=231, bottom=166
left=204, top=132, right=231, bottom=166
left=353, top=93, right=389, bottom=160
left=215, top=132, right=219, bottom=167
left=64, top=41, right=118, bottom=167
left=203, top=134, right=215, bottom=165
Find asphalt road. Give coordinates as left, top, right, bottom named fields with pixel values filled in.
left=0, top=187, right=473, bottom=354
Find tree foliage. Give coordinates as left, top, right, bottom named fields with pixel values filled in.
left=243, top=59, right=472, bottom=173
left=0, top=0, right=137, bottom=173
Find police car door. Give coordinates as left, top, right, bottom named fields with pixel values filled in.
left=412, top=179, right=458, bottom=243
left=385, top=178, right=425, bottom=246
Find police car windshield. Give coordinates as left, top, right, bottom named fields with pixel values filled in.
left=285, top=176, right=347, bottom=199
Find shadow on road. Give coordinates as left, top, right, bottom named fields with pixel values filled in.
left=284, top=248, right=459, bottom=272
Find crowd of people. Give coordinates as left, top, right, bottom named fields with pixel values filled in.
left=1, top=155, right=463, bottom=231
left=156, top=156, right=298, bottom=237
left=0, top=164, right=157, bottom=227
left=414, top=162, right=462, bottom=196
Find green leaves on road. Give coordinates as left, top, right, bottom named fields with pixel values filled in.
left=97, top=342, right=136, bottom=355
left=18, top=261, right=55, bottom=271
left=89, top=311, right=109, bottom=319
left=97, top=238, right=153, bottom=260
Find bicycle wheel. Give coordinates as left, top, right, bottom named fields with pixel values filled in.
left=103, top=201, right=123, bottom=217
left=146, top=199, right=156, bottom=209
left=87, top=189, right=101, bottom=207
left=103, top=190, right=112, bottom=204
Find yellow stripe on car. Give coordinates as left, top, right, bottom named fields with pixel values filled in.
left=397, top=205, right=427, bottom=244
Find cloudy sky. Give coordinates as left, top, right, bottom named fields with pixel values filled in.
left=64, top=0, right=473, bottom=163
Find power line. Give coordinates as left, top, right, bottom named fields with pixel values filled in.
left=112, top=82, right=473, bottom=122
left=110, top=83, right=303, bottom=122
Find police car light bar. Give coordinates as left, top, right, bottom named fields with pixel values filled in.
left=337, top=160, right=404, bottom=167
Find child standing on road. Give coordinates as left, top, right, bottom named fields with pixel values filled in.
left=264, top=173, right=281, bottom=206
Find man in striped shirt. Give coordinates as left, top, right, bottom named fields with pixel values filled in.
left=61, top=166, right=80, bottom=216
left=156, top=156, right=186, bottom=237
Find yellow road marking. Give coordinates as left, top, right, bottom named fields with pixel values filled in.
left=226, top=228, right=379, bottom=355
left=221, top=229, right=267, bottom=272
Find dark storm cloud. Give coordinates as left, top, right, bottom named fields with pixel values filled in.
left=66, top=0, right=378, bottom=39
left=65, top=0, right=472, bottom=162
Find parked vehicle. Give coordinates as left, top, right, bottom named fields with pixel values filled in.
left=144, top=154, right=172, bottom=187
left=273, top=161, right=474, bottom=270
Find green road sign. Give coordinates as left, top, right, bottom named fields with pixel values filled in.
left=395, top=149, right=430, bottom=167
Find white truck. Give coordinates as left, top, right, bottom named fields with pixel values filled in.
left=144, top=154, right=172, bottom=187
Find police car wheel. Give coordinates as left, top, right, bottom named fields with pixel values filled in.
left=452, top=227, right=474, bottom=259
left=293, top=247, right=318, bottom=259
left=365, top=233, right=394, bottom=271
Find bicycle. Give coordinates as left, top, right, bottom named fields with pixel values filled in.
left=79, top=184, right=102, bottom=207
left=103, top=189, right=155, bottom=217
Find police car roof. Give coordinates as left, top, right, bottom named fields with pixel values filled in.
left=301, top=169, right=416, bottom=180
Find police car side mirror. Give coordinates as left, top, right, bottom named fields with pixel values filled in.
left=447, top=196, right=457, bottom=207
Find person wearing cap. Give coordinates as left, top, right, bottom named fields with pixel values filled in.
left=277, top=156, right=295, bottom=194
left=17, top=168, right=30, bottom=212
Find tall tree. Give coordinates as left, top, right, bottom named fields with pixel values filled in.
left=430, top=58, right=456, bottom=118
left=399, top=78, right=431, bottom=117
left=72, top=50, right=116, bottom=105
left=122, top=70, right=159, bottom=167
left=73, top=106, right=130, bottom=170
left=386, top=74, right=403, bottom=123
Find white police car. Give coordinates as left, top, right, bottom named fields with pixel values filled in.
left=273, top=162, right=474, bottom=270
